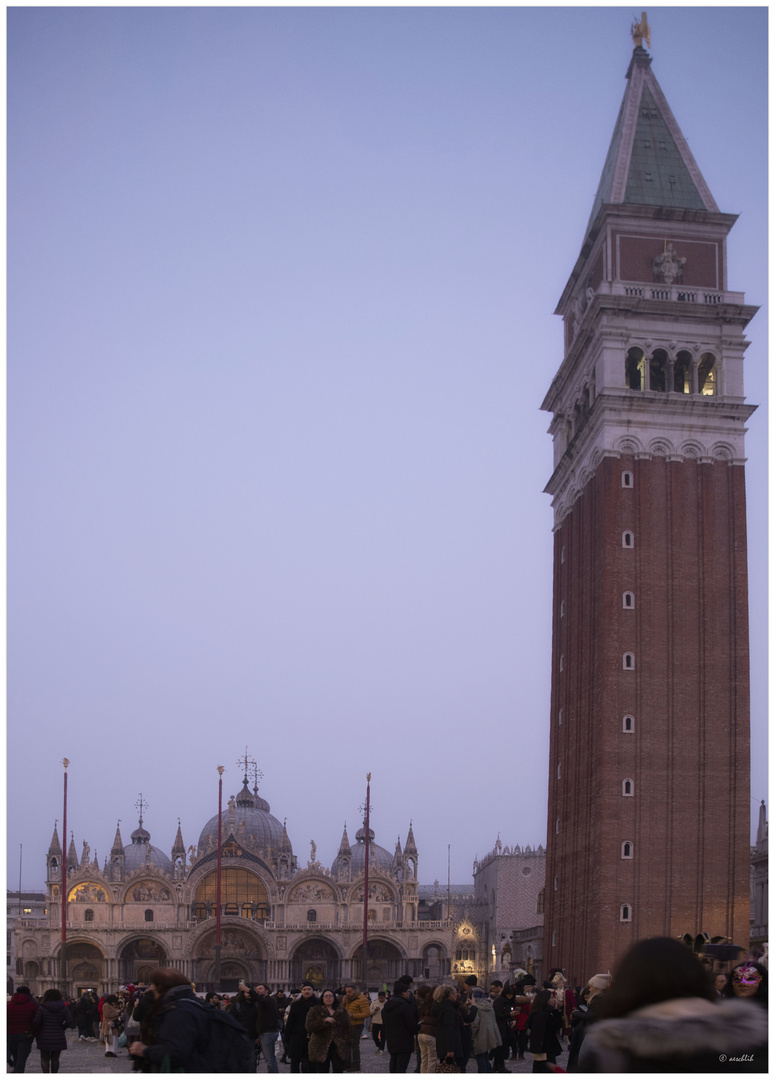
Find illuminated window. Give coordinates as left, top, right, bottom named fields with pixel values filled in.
left=625, top=347, right=645, bottom=391
left=22, top=908, right=32, bottom=915
left=193, top=868, right=269, bottom=920
left=674, top=351, right=692, bottom=393
left=698, top=353, right=717, bottom=396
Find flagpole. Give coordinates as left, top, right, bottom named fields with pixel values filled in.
left=215, top=765, right=224, bottom=988
left=362, top=773, right=371, bottom=987
left=61, top=758, right=70, bottom=994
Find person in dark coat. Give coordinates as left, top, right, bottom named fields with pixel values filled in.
left=527, top=991, right=563, bottom=1073
left=566, top=974, right=610, bottom=1072
left=31, top=989, right=74, bottom=1074
left=128, top=967, right=212, bottom=1072
left=433, top=985, right=466, bottom=1071
left=284, top=984, right=319, bottom=1073
left=579, top=938, right=768, bottom=1073
left=381, top=982, right=419, bottom=1073
left=7, top=986, right=39, bottom=1073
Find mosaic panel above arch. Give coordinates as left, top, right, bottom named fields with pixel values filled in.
left=287, top=880, right=337, bottom=903
left=124, top=880, right=173, bottom=903
left=193, top=926, right=266, bottom=961
left=67, top=882, right=109, bottom=904
left=350, top=880, right=397, bottom=904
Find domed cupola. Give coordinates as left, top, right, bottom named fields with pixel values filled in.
left=332, top=819, right=393, bottom=877
left=124, top=796, right=172, bottom=874
left=197, top=766, right=286, bottom=855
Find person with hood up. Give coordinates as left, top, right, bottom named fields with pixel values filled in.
left=579, top=937, right=769, bottom=1073
left=382, top=981, right=419, bottom=1073
left=470, top=986, right=502, bottom=1072
left=7, top=985, right=39, bottom=1073
left=31, top=989, right=74, bottom=1074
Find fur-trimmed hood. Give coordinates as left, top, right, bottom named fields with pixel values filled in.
left=580, top=997, right=767, bottom=1070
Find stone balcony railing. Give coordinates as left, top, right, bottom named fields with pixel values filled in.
left=264, top=920, right=451, bottom=932
left=606, top=281, right=744, bottom=306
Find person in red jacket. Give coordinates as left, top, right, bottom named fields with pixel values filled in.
left=7, top=986, right=38, bottom=1074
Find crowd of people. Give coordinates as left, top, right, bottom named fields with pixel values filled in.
left=6, top=939, right=768, bottom=1073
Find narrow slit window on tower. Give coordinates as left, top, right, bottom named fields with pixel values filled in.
left=554, top=876, right=558, bottom=891
left=622, top=471, right=633, bottom=488
left=623, top=652, right=635, bottom=670
left=552, top=931, right=557, bottom=947
left=622, top=842, right=634, bottom=859
left=623, top=715, right=635, bottom=733
left=622, top=779, right=634, bottom=797
left=623, top=592, right=635, bottom=609
left=560, top=655, right=564, bottom=672
left=560, top=600, right=565, bottom=617
left=561, top=546, right=565, bottom=564
left=623, top=531, right=634, bottom=548
left=620, top=904, right=632, bottom=922
left=556, top=818, right=560, bottom=834
left=557, top=763, right=562, bottom=780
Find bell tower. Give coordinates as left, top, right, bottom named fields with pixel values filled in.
left=542, top=31, right=757, bottom=979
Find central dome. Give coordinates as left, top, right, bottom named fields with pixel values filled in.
left=331, top=825, right=393, bottom=877
left=124, top=820, right=172, bottom=873
left=197, top=779, right=286, bottom=853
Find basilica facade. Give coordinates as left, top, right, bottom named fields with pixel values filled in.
left=15, top=774, right=454, bottom=997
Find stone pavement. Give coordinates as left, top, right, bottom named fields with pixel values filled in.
left=11, top=1030, right=570, bottom=1074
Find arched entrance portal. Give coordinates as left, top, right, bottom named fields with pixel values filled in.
left=119, top=938, right=167, bottom=985
left=64, top=943, right=104, bottom=996
left=352, top=940, right=404, bottom=988
left=194, top=927, right=265, bottom=991
left=290, top=939, right=340, bottom=989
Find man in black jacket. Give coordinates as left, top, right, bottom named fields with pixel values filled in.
left=382, top=983, right=419, bottom=1073
left=254, top=983, right=281, bottom=1072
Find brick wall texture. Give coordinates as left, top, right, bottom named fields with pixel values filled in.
left=543, top=454, right=751, bottom=984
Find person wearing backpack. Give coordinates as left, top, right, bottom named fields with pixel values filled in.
left=128, top=967, right=254, bottom=1073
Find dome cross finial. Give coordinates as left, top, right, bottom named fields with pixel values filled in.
left=135, top=793, right=149, bottom=828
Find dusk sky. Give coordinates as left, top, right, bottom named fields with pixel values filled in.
left=8, top=6, right=768, bottom=892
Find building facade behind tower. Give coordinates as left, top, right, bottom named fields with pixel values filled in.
left=541, top=39, right=757, bottom=981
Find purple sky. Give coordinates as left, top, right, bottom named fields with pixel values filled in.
left=8, top=7, right=767, bottom=891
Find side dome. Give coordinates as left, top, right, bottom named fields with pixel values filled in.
left=125, top=821, right=172, bottom=874
left=331, top=825, right=393, bottom=877
left=197, top=780, right=286, bottom=853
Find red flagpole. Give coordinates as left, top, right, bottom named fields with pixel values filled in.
left=215, top=766, right=224, bottom=988
left=362, top=773, right=371, bottom=986
left=61, top=758, right=69, bottom=993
